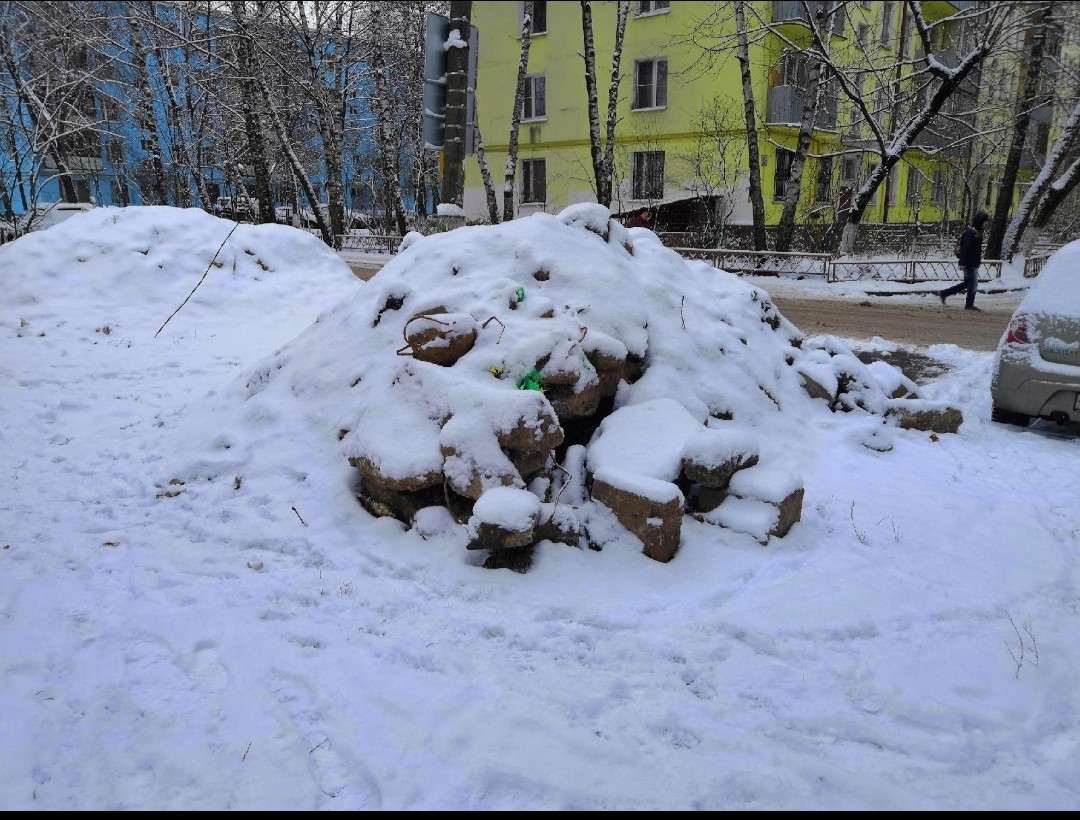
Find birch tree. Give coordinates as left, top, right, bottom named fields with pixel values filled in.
left=770, top=3, right=839, bottom=252
left=228, top=1, right=276, bottom=224
left=734, top=1, right=767, bottom=250
left=125, top=9, right=169, bottom=205
left=503, top=1, right=533, bottom=222
left=580, top=0, right=628, bottom=208
left=368, top=2, right=409, bottom=235
left=473, top=97, right=500, bottom=223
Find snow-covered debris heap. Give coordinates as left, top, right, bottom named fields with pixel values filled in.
left=332, top=204, right=961, bottom=568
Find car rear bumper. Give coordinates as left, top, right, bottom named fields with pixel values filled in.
left=991, top=346, right=1080, bottom=420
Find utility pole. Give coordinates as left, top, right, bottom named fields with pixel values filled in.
left=442, top=1, right=472, bottom=208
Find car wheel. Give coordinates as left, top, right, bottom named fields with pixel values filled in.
left=991, top=403, right=1031, bottom=427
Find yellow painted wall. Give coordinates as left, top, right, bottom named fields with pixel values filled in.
left=466, top=1, right=977, bottom=225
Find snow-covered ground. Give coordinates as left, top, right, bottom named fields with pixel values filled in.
left=1, top=205, right=1076, bottom=810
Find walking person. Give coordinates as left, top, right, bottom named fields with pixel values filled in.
left=939, top=211, right=990, bottom=311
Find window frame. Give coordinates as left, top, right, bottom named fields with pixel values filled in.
left=905, top=166, right=921, bottom=205
left=518, top=1, right=547, bottom=35
left=880, top=2, right=894, bottom=47
left=522, top=74, right=547, bottom=121
left=521, top=157, right=547, bottom=204
left=816, top=156, right=834, bottom=203
left=634, top=0, right=670, bottom=17
left=631, top=150, right=665, bottom=200
left=632, top=57, right=668, bottom=110
left=774, top=148, right=794, bottom=201
left=840, top=155, right=860, bottom=184
left=856, top=22, right=870, bottom=49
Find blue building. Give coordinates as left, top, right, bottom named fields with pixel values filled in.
left=0, top=1, right=420, bottom=226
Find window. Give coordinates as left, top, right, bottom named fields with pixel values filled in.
left=105, top=140, right=124, bottom=166
left=774, top=148, right=794, bottom=200
left=880, top=2, right=894, bottom=47
left=985, top=178, right=994, bottom=207
left=110, top=179, right=128, bottom=206
left=520, top=1, right=547, bottom=34
left=779, top=50, right=809, bottom=89
left=74, top=179, right=92, bottom=203
left=635, top=0, right=669, bottom=15
left=856, top=23, right=870, bottom=49
left=905, top=166, right=921, bottom=205
left=522, top=158, right=546, bottom=203
left=930, top=169, right=945, bottom=204
left=829, top=4, right=847, bottom=35
left=887, top=165, right=899, bottom=205
left=816, top=156, right=834, bottom=203
left=632, top=151, right=664, bottom=200
left=101, top=97, right=121, bottom=122
left=840, top=155, right=860, bottom=183
left=522, top=74, right=546, bottom=120
left=632, top=58, right=667, bottom=109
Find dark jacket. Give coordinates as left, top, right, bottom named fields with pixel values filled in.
left=958, top=212, right=988, bottom=268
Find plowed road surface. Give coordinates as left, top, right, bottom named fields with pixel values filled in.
left=769, top=293, right=1022, bottom=351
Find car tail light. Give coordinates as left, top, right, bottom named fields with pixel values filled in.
left=1005, top=314, right=1030, bottom=345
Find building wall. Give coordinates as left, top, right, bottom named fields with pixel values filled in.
left=465, top=0, right=983, bottom=228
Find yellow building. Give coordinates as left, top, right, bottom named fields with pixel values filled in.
left=465, top=1, right=993, bottom=235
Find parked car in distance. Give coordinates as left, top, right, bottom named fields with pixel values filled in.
left=298, top=204, right=370, bottom=233
left=990, top=240, right=1080, bottom=427
left=214, top=196, right=258, bottom=222
left=19, top=201, right=96, bottom=233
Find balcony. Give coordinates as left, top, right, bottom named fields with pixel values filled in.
left=771, top=1, right=846, bottom=36
left=766, top=85, right=838, bottom=129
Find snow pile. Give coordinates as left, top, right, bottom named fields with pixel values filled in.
left=158, top=204, right=942, bottom=568
left=0, top=205, right=355, bottom=339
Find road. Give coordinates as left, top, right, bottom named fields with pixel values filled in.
left=770, top=293, right=1021, bottom=351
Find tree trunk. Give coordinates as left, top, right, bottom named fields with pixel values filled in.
left=146, top=2, right=212, bottom=211
left=250, top=53, right=332, bottom=244
left=503, top=1, right=533, bottom=222
left=734, top=1, right=767, bottom=251
left=473, top=98, right=500, bottom=223
left=580, top=1, right=604, bottom=204
left=126, top=10, right=169, bottom=205
left=296, top=1, right=349, bottom=238
left=1001, top=94, right=1080, bottom=259
left=443, top=1, right=472, bottom=208
left=775, top=22, right=827, bottom=252
left=229, top=1, right=275, bottom=225
left=985, top=3, right=1050, bottom=259
left=601, top=2, right=629, bottom=207
left=369, top=4, right=409, bottom=235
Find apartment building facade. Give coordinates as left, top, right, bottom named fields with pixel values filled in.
left=465, top=1, right=1036, bottom=237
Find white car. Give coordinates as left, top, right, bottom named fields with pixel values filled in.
left=990, top=240, right=1080, bottom=427
left=20, top=201, right=95, bottom=232
left=299, top=204, right=370, bottom=232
